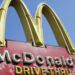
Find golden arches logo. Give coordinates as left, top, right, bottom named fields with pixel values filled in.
left=0, top=0, right=75, bottom=54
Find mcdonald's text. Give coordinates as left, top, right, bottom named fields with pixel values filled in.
left=0, top=50, right=75, bottom=67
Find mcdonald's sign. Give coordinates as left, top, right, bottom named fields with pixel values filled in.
left=0, top=0, right=75, bottom=75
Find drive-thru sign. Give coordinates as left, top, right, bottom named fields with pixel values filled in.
left=0, top=0, right=75, bottom=75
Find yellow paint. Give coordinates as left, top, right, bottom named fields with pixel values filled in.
left=54, top=68, right=60, bottom=75
left=33, top=67, right=40, bottom=75
left=65, top=69, right=71, bottom=75
left=0, top=0, right=75, bottom=54
left=23, top=66, right=30, bottom=75
left=30, top=67, right=34, bottom=75
left=60, top=68, right=66, bottom=75
left=15, top=66, right=22, bottom=75
left=41, top=68, right=46, bottom=75
left=48, top=68, right=53, bottom=75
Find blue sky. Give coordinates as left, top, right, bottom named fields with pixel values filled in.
left=0, top=0, right=75, bottom=47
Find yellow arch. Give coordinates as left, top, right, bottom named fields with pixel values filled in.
left=34, top=3, right=75, bottom=54
left=0, top=0, right=75, bottom=54
left=0, top=0, right=44, bottom=47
